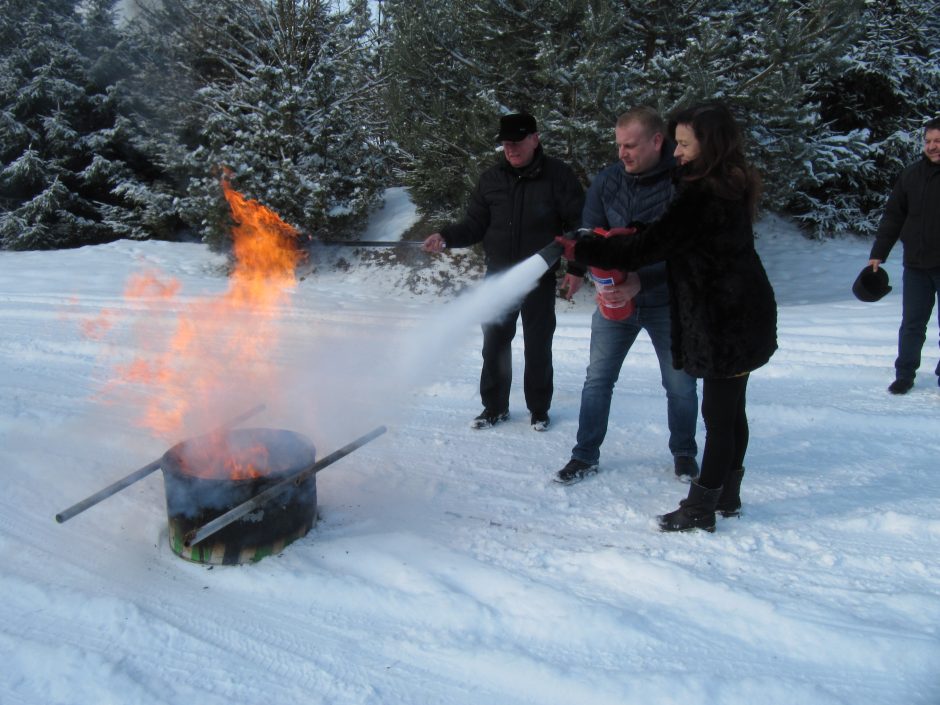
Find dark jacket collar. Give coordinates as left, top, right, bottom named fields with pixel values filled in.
left=626, top=139, right=676, bottom=184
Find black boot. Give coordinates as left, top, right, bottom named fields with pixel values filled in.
left=658, top=481, right=722, bottom=533
left=716, top=467, right=745, bottom=518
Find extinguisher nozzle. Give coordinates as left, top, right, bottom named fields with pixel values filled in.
left=537, top=241, right=565, bottom=268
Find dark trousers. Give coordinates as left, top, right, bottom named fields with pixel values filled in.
left=698, top=375, right=750, bottom=490
left=895, top=266, right=940, bottom=382
left=480, top=275, right=556, bottom=414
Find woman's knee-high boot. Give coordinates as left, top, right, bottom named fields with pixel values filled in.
left=717, top=467, right=745, bottom=518
left=658, top=481, right=722, bottom=533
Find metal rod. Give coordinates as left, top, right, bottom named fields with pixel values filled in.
left=55, top=403, right=267, bottom=524
left=313, top=240, right=426, bottom=247
left=185, top=425, right=387, bottom=548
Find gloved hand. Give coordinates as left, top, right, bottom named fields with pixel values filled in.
left=553, top=235, right=578, bottom=262
left=606, top=226, right=637, bottom=238
left=626, top=221, right=647, bottom=234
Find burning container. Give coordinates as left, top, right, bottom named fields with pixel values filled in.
left=56, top=406, right=386, bottom=566
left=57, top=180, right=391, bottom=564
left=161, top=428, right=317, bottom=565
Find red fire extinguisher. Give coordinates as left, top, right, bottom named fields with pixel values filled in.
left=589, top=226, right=636, bottom=320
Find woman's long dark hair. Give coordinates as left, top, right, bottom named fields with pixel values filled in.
left=669, top=103, right=761, bottom=216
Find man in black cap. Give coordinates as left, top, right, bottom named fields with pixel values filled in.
left=867, top=117, right=940, bottom=394
left=423, top=112, right=584, bottom=430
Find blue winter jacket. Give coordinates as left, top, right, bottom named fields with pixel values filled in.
left=581, top=148, right=676, bottom=307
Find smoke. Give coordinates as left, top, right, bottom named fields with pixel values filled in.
left=86, top=246, right=551, bottom=485
left=280, top=252, right=554, bottom=451
left=395, top=253, right=552, bottom=388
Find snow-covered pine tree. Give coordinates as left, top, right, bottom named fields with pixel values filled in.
left=125, top=0, right=389, bottom=250
left=606, top=0, right=869, bottom=233
left=565, top=1, right=726, bottom=171
left=385, top=0, right=648, bottom=218
left=488, top=0, right=626, bottom=183
left=382, top=0, right=501, bottom=220
left=795, top=0, right=940, bottom=236
left=383, top=0, right=858, bottom=223
left=384, top=0, right=926, bottom=238
left=0, top=0, right=159, bottom=249
left=536, top=0, right=931, bottom=239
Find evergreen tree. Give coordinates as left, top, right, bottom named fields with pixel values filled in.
left=549, top=0, right=870, bottom=227
left=383, top=0, right=869, bottom=228
left=383, top=0, right=933, bottom=240
left=385, top=0, right=639, bottom=218
left=796, top=0, right=940, bottom=235
left=478, top=0, right=622, bottom=181
left=126, top=0, right=389, bottom=250
left=3, top=0, right=933, bottom=250
left=0, top=0, right=165, bottom=249
left=382, top=0, right=499, bottom=218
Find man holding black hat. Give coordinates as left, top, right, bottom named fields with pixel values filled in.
left=867, top=117, right=940, bottom=394
left=423, top=112, right=584, bottom=430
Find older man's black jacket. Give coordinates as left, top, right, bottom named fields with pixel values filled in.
left=441, top=146, right=584, bottom=274
left=870, top=155, right=940, bottom=269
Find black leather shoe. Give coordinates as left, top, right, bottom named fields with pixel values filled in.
left=888, top=378, right=913, bottom=394
left=530, top=412, right=550, bottom=431
left=470, top=409, right=509, bottom=429
left=553, top=459, right=598, bottom=485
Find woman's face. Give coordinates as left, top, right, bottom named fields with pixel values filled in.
left=673, top=124, right=701, bottom=166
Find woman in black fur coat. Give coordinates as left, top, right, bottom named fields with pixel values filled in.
left=562, top=103, right=777, bottom=532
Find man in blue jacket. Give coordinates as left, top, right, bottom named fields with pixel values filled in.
left=423, top=113, right=584, bottom=430
left=869, top=117, right=940, bottom=394
left=555, top=107, right=699, bottom=484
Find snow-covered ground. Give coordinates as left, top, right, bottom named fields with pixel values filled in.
left=1, top=191, right=938, bottom=705
left=359, top=186, right=420, bottom=242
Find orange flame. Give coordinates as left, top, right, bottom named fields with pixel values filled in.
left=179, top=437, right=269, bottom=481
left=223, top=178, right=302, bottom=303
left=91, top=176, right=304, bottom=468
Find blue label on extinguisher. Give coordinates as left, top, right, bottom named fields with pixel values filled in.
left=591, top=273, right=616, bottom=287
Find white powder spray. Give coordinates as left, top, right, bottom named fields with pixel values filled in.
left=285, top=249, right=559, bottom=443
left=396, top=252, right=555, bottom=387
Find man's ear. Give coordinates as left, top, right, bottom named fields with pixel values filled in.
left=652, top=132, right=664, bottom=150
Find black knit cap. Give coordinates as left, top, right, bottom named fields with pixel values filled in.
left=497, top=112, right=537, bottom=142
left=852, top=265, right=892, bottom=302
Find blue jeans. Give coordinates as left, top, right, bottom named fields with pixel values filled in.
left=895, top=266, right=940, bottom=382
left=571, top=306, right=699, bottom=464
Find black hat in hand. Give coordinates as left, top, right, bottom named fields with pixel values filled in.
left=852, top=265, right=892, bottom=302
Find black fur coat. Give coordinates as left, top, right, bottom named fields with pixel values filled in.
left=574, top=181, right=778, bottom=378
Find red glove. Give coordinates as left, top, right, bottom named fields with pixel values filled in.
left=554, top=235, right=577, bottom=262
left=606, top=226, right=637, bottom=238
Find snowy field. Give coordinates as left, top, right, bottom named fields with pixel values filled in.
left=1, top=190, right=938, bottom=704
